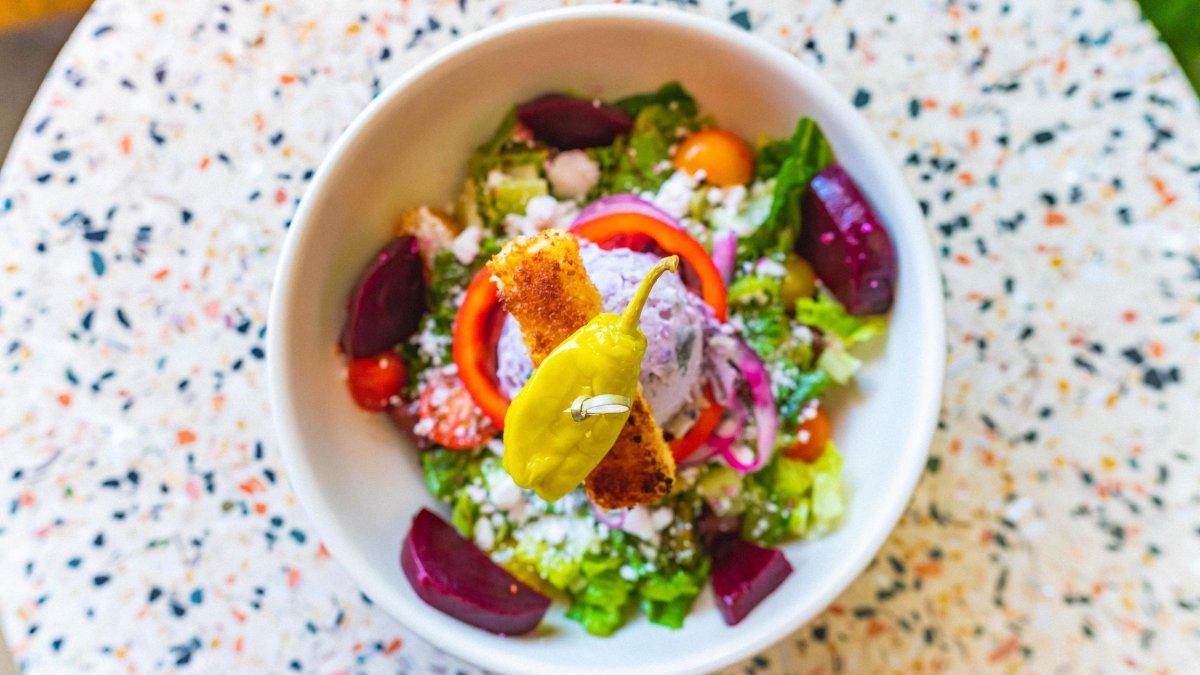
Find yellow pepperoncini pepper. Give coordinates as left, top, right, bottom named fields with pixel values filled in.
left=503, top=255, right=680, bottom=502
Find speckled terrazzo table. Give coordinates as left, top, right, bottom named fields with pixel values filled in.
left=1, top=0, right=1198, bottom=672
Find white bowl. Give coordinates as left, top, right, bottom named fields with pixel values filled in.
left=268, top=6, right=944, bottom=674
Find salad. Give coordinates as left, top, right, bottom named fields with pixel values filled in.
left=336, top=83, right=897, bottom=636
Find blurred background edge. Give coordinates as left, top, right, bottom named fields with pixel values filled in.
left=0, top=0, right=1195, bottom=674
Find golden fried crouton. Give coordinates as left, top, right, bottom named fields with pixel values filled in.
left=584, top=395, right=675, bottom=509
left=487, top=229, right=602, bottom=362
left=396, top=206, right=459, bottom=274
left=487, top=229, right=675, bottom=508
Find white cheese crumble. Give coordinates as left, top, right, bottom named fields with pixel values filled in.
left=545, top=150, right=600, bottom=200
left=450, top=224, right=484, bottom=264
left=503, top=195, right=579, bottom=237
left=620, top=506, right=659, bottom=546
left=647, top=169, right=703, bottom=219
left=474, top=517, right=495, bottom=551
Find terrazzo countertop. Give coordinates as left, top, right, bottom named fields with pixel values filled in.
left=2, top=0, right=1198, bottom=672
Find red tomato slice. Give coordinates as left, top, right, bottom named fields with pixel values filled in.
left=346, top=353, right=407, bottom=412
left=783, top=403, right=830, bottom=463
left=417, top=372, right=497, bottom=450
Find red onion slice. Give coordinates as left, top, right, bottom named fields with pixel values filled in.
left=720, top=340, right=778, bottom=473
left=590, top=501, right=627, bottom=529
left=711, top=230, right=737, bottom=286
left=572, top=194, right=681, bottom=230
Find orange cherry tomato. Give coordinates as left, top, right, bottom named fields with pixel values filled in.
left=783, top=403, right=830, bottom=463
left=673, top=129, right=754, bottom=187
left=347, top=353, right=407, bottom=412
left=417, top=372, right=497, bottom=450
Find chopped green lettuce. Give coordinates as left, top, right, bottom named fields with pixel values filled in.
left=598, top=85, right=701, bottom=194
left=740, top=444, right=845, bottom=546
left=421, top=448, right=484, bottom=502
left=795, top=292, right=887, bottom=345
left=817, top=346, right=862, bottom=385
left=614, top=81, right=698, bottom=118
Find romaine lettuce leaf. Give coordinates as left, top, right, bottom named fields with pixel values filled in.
left=795, top=292, right=886, bottom=345
left=745, top=118, right=835, bottom=256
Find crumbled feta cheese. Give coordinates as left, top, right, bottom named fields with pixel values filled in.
left=485, top=169, right=508, bottom=189
left=651, top=507, right=674, bottom=531
left=542, top=519, right=567, bottom=546
left=415, top=328, right=451, bottom=360
left=412, top=417, right=434, bottom=437
left=474, top=517, right=495, bottom=551
left=651, top=170, right=702, bottom=219
left=503, top=195, right=579, bottom=237
left=485, top=438, right=505, bottom=458
left=620, top=506, right=659, bottom=545
left=754, top=258, right=787, bottom=278
left=490, top=548, right=514, bottom=564
left=619, top=565, right=638, bottom=582
left=490, top=473, right=523, bottom=510
left=450, top=225, right=484, bottom=264
left=465, top=484, right=487, bottom=504
left=545, top=150, right=600, bottom=200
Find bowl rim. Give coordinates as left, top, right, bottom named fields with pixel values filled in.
left=268, top=5, right=946, bottom=674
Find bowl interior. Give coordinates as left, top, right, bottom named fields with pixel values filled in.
left=269, top=8, right=943, bottom=675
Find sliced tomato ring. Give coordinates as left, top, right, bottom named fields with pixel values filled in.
left=570, top=213, right=728, bottom=322
left=452, top=268, right=509, bottom=428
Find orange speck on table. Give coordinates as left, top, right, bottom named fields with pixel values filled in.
left=1045, top=210, right=1066, bottom=226
left=987, top=636, right=1021, bottom=663
left=57, top=393, right=71, bottom=407
left=280, top=74, right=297, bottom=85
left=239, top=477, right=266, bottom=494
left=384, top=639, right=402, bottom=655
left=177, top=429, right=197, bottom=445
left=914, top=561, right=943, bottom=578
left=287, top=567, right=301, bottom=589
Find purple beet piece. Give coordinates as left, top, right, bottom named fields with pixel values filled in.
left=710, top=537, right=793, bottom=626
left=797, top=164, right=897, bottom=315
left=516, top=93, right=633, bottom=150
left=401, top=508, right=550, bottom=635
left=340, top=235, right=426, bottom=359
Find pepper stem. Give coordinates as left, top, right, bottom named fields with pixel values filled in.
left=619, top=255, right=680, bottom=334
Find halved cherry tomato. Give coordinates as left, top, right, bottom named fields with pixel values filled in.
left=417, top=372, right=497, bottom=450
left=452, top=268, right=509, bottom=428
left=783, top=403, right=830, bottom=463
left=673, top=129, right=754, bottom=187
left=346, top=353, right=407, bottom=411
left=668, top=388, right=724, bottom=463
left=571, top=213, right=727, bottom=321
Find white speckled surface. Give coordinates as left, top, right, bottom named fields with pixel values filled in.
left=1, top=0, right=1198, bottom=672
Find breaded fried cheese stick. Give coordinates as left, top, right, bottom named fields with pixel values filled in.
left=487, top=229, right=675, bottom=508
